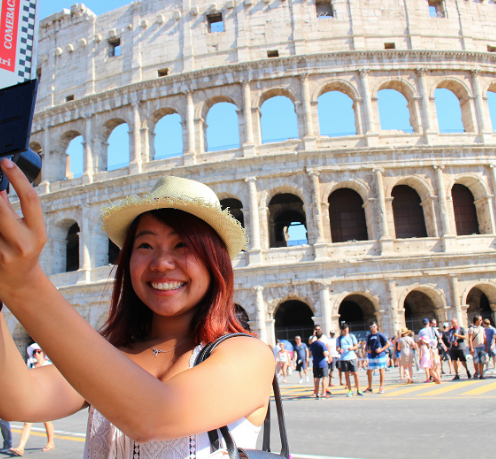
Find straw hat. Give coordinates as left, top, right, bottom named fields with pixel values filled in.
left=101, top=176, right=248, bottom=259
left=400, top=327, right=410, bottom=336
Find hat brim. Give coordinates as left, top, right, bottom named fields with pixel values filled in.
left=102, top=194, right=248, bottom=260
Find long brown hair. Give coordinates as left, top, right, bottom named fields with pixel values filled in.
left=100, top=209, right=250, bottom=347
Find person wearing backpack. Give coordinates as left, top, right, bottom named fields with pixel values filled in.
left=364, top=321, right=390, bottom=394
left=336, top=323, right=363, bottom=397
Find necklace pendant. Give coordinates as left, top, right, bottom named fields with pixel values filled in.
left=152, top=349, right=161, bottom=357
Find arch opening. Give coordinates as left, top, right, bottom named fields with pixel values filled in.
left=220, top=198, right=244, bottom=228
left=378, top=89, right=413, bottom=133
left=451, top=184, right=480, bottom=236
left=260, top=96, right=298, bottom=144
left=404, top=290, right=437, bottom=333
left=328, top=188, right=368, bottom=243
left=434, top=88, right=465, bottom=133
left=66, top=222, right=80, bottom=273
left=154, top=113, right=183, bottom=159
left=107, top=123, right=130, bottom=171
left=66, top=135, right=84, bottom=179
left=268, top=194, right=307, bottom=248
left=274, top=300, right=314, bottom=343
left=29, top=142, right=43, bottom=187
left=488, top=90, right=496, bottom=133
left=205, top=102, right=240, bottom=152
left=338, top=294, right=376, bottom=339
left=392, top=185, right=427, bottom=239
left=318, top=91, right=357, bottom=137
left=467, top=288, right=494, bottom=326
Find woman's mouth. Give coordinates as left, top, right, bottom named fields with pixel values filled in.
left=151, top=281, right=185, bottom=291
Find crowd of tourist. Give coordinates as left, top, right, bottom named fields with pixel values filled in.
left=272, top=314, right=496, bottom=399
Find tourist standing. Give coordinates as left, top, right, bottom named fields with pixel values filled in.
left=327, top=330, right=342, bottom=386
left=398, top=327, right=416, bottom=384
left=310, top=331, right=330, bottom=399
left=468, top=315, right=488, bottom=380
left=483, top=319, right=496, bottom=372
left=449, top=318, right=471, bottom=380
left=336, top=323, right=363, bottom=397
left=293, top=336, right=309, bottom=383
left=440, top=322, right=453, bottom=375
left=0, top=420, right=12, bottom=454
left=365, top=321, right=390, bottom=394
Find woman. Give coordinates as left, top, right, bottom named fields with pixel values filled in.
left=10, top=344, right=55, bottom=456
left=419, top=335, right=432, bottom=383
left=0, top=162, right=274, bottom=459
left=276, top=342, right=290, bottom=383
left=397, top=328, right=416, bottom=384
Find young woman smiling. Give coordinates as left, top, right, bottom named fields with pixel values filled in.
left=0, top=159, right=275, bottom=459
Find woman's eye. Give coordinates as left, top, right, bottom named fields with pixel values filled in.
left=137, top=242, right=152, bottom=249
left=175, top=242, right=186, bottom=249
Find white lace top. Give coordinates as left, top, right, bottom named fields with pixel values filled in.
left=83, top=346, right=261, bottom=459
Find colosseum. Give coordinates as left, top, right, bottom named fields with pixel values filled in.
left=5, top=0, right=496, bottom=353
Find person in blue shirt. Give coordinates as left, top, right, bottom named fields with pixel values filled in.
left=336, top=323, right=363, bottom=397
left=365, top=321, right=390, bottom=394
left=309, top=331, right=330, bottom=399
left=483, top=318, right=496, bottom=372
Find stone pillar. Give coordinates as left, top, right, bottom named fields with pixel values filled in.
left=300, top=74, right=317, bottom=150
left=433, top=165, right=452, bottom=238
left=129, top=102, right=142, bottom=174
left=82, top=114, right=94, bottom=184
left=242, top=80, right=256, bottom=157
left=80, top=205, right=91, bottom=283
left=471, top=70, right=492, bottom=143
left=184, top=90, right=196, bottom=165
left=374, top=168, right=392, bottom=252
left=265, top=315, right=276, bottom=347
left=254, top=286, right=267, bottom=343
left=450, top=275, right=463, bottom=324
left=488, top=165, right=496, bottom=227
left=319, top=283, right=332, bottom=336
left=39, top=121, right=51, bottom=193
left=416, top=69, right=436, bottom=143
left=387, top=280, right=401, bottom=335
left=359, top=69, right=378, bottom=146
left=246, top=177, right=262, bottom=265
left=307, top=168, right=328, bottom=260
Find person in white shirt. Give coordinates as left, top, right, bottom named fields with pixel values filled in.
left=308, top=324, right=328, bottom=345
left=326, top=330, right=343, bottom=386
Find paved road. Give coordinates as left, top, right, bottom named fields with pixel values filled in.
left=3, top=367, right=496, bottom=459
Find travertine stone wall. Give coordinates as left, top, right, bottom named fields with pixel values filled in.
left=5, top=0, right=496, bottom=352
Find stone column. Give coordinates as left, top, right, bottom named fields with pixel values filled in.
left=80, top=205, right=92, bottom=283
left=242, top=80, right=256, bottom=157
left=450, top=275, right=463, bottom=324
left=307, top=169, right=328, bottom=260
left=416, top=69, right=435, bottom=139
left=184, top=90, right=196, bottom=165
left=433, top=165, right=452, bottom=237
left=374, top=168, right=390, bottom=239
left=246, top=177, right=262, bottom=265
left=488, top=165, right=496, bottom=227
left=359, top=69, right=378, bottom=146
left=471, top=70, right=492, bottom=143
left=82, top=114, right=94, bottom=184
left=39, top=121, right=51, bottom=193
left=300, top=74, right=317, bottom=150
left=129, top=102, right=142, bottom=174
left=387, top=280, right=401, bottom=335
left=318, top=283, right=332, bottom=336
left=254, top=286, right=267, bottom=343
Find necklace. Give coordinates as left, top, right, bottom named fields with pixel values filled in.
left=145, top=339, right=190, bottom=357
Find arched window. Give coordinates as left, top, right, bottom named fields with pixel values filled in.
left=220, top=198, right=244, bottom=227
left=108, top=239, right=120, bottom=265
left=154, top=114, right=183, bottom=159
left=260, top=96, right=298, bottom=144
left=108, top=123, right=130, bottom=171
left=66, top=135, right=84, bottom=178
left=451, top=184, right=480, bottom=236
left=404, top=290, right=437, bottom=333
left=434, top=88, right=464, bottom=133
left=338, top=295, right=376, bottom=338
left=467, top=287, right=494, bottom=325
left=318, top=91, right=356, bottom=137
left=66, top=223, right=80, bottom=272
left=378, top=89, right=413, bottom=133
left=205, top=102, right=240, bottom=152
left=268, top=194, right=307, bottom=248
left=392, top=185, right=427, bottom=239
left=29, top=142, right=43, bottom=187
left=274, top=300, right=314, bottom=342
left=488, top=90, right=496, bottom=133
left=328, top=188, right=368, bottom=243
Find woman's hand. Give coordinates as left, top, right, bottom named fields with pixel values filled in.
left=0, top=159, right=47, bottom=303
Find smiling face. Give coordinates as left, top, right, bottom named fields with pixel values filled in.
left=129, top=213, right=210, bottom=320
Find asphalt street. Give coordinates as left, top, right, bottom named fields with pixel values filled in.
left=2, top=365, right=495, bottom=459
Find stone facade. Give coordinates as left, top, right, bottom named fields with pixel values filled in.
left=5, top=0, right=496, bottom=353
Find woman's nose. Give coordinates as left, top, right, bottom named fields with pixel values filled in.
left=149, top=250, right=175, bottom=271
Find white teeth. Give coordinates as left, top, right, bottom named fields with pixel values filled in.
left=151, top=282, right=185, bottom=291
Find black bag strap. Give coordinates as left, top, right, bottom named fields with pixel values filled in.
left=193, top=333, right=290, bottom=458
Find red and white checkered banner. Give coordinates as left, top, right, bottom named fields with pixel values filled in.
left=0, top=0, right=39, bottom=89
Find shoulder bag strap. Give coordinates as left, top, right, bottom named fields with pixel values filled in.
left=194, top=333, right=290, bottom=459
